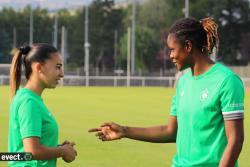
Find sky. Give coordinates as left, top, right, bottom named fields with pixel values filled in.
left=0, top=0, right=135, bottom=10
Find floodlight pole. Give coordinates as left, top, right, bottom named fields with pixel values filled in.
left=53, top=14, right=58, bottom=48
left=29, top=9, right=33, bottom=45
left=84, top=5, right=90, bottom=87
left=61, top=26, right=66, bottom=86
left=185, top=0, right=189, bottom=18
left=114, top=30, right=118, bottom=70
left=127, top=27, right=131, bottom=87
left=131, top=0, right=136, bottom=75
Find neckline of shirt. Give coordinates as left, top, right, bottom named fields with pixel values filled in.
left=192, top=63, right=219, bottom=80
left=19, top=88, right=43, bottom=101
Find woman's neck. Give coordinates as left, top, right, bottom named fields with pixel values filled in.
left=24, top=78, right=44, bottom=96
left=190, top=52, right=214, bottom=76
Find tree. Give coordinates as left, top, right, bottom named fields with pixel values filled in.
left=57, top=9, right=81, bottom=66
left=119, top=0, right=183, bottom=70
left=119, top=25, right=159, bottom=70
left=190, top=0, right=250, bottom=65
left=88, top=0, right=124, bottom=72
left=0, top=30, right=12, bottom=63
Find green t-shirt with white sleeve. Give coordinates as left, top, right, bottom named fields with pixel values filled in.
left=170, top=63, right=244, bottom=167
left=8, top=88, right=59, bottom=167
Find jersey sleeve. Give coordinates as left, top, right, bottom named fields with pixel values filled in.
left=18, top=99, right=42, bottom=139
left=220, top=74, right=244, bottom=120
left=170, top=95, right=177, bottom=116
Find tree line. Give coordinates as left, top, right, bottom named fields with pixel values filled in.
left=0, top=0, right=249, bottom=74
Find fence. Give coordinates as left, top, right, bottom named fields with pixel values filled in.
left=62, top=76, right=175, bottom=87
left=0, top=75, right=175, bottom=87
left=1, top=75, right=250, bottom=87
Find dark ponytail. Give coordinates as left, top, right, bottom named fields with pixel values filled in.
left=10, top=46, right=31, bottom=98
left=10, top=43, right=58, bottom=98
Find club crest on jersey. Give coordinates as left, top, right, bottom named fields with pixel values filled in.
left=180, top=91, right=184, bottom=97
left=200, top=88, right=209, bottom=101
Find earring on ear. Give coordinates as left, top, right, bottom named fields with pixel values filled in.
left=201, top=46, right=207, bottom=53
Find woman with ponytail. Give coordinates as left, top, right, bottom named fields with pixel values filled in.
left=9, top=43, right=77, bottom=167
left=89, top=17, right=244, bottom=167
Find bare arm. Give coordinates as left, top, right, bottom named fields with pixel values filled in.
left=219, top=119, right=244, bottom=167
left=124, top=116, right=177, bottom=143
left=89, top=116, right=177, bottom=143
left=23, top=137, right=77, bottom=162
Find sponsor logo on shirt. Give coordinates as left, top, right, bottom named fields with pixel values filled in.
left=200, top=88, right=209, bottom=101
left=180, top=91, right=184, bottom=97
left=228, top=103, right=244, bottom=107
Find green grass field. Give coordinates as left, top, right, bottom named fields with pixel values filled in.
left=0, top=86, right=249, bottom=167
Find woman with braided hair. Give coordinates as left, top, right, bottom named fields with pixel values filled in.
left=8, top=43, right=77, bottom=167
left=89, top=17, right=244, bottom=167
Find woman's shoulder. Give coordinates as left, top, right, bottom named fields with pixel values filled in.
left=214, top=63, right=241, bottom=81
left=12, top=88, right=42, bottom=107
left=215, top=62, right=240, bottom=74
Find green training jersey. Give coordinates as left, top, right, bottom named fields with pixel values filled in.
left=8, top=88, right=59, bottom=167
left=170, top=63, right=244, bottom=167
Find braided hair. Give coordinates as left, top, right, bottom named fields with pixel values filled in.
left=168, top=17, right=218, bottom=54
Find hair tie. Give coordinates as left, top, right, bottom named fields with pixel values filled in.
left=19, top=45, right=31, bottom=55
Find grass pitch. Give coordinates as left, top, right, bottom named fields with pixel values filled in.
left=0, top=87, right=249, bottom=167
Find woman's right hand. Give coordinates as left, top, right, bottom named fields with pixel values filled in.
left=60, top=140, right=75, bottom=147
left=60, top=144, right=77, bottom=163
left=88, top=122, right=126, bottom=141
